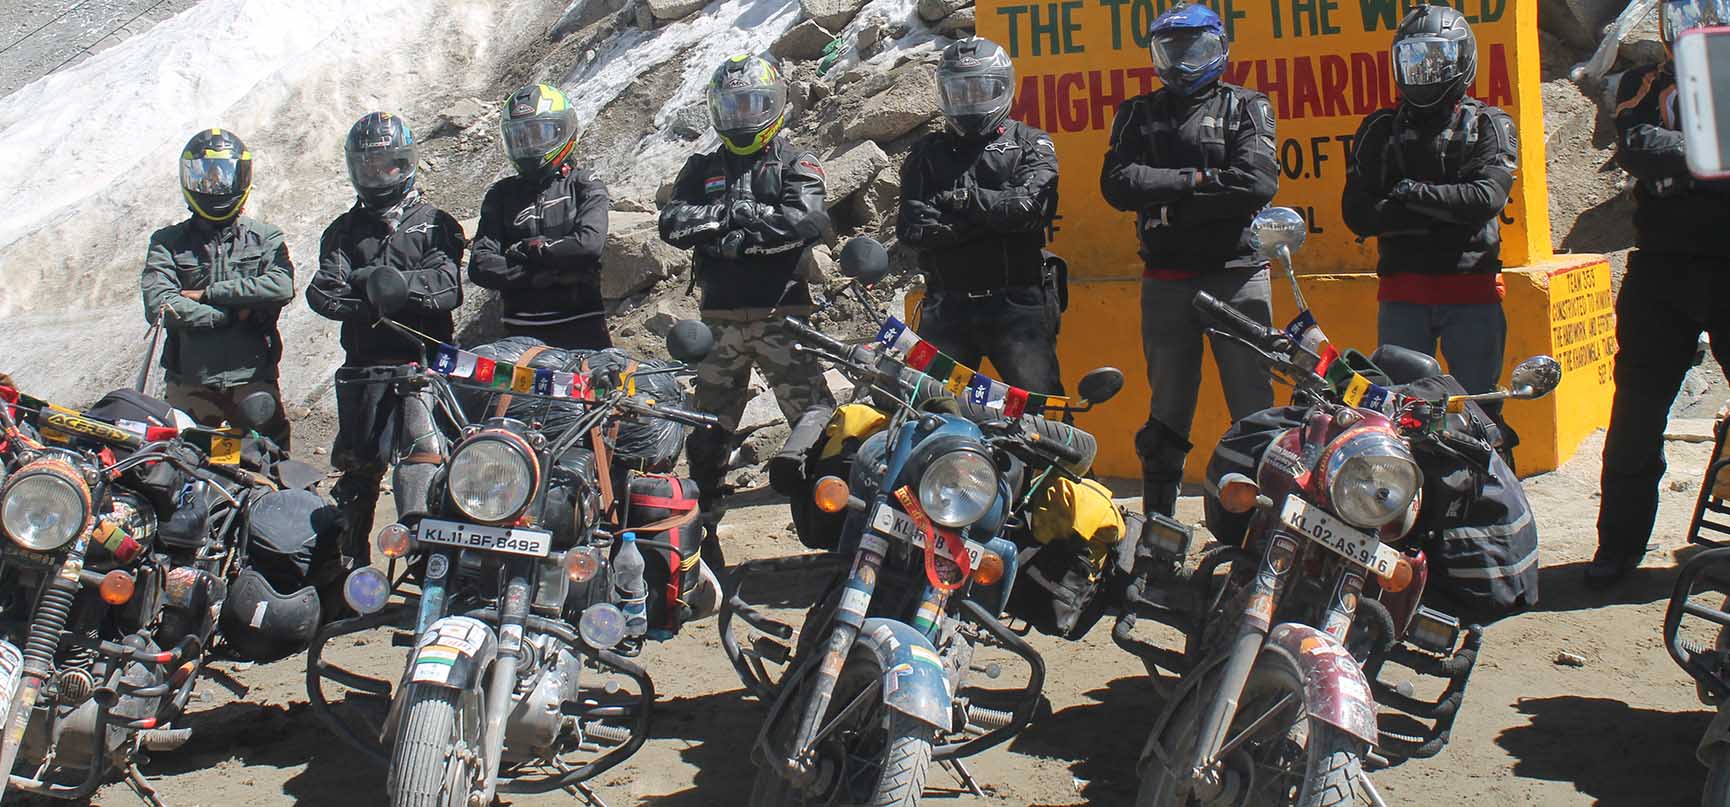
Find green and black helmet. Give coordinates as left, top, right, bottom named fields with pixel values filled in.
left=707, top=54, right=787, bottom=155
left=179, top=128, right=252, bottom=222
left=500, top=83, right=579, bottom=178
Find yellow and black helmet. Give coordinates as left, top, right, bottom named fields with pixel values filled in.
left=500, top=83, right=579, bottom=178
left=180, top=128, right=252, bottom=222
left=708, top=54, right=787, bottom=155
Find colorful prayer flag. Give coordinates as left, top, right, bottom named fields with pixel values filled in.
left=926, top=352, right=956, bottom=381
left=510, top=365, right=535, bottom=393
left=1312, top=344, right=1340, bottom=378
left=988, top=380, right=1010, bottom=404
left=1026, top=393, right=1048, bottom=415
left=451, top=350, right=479, bottom=379
left=472, top=357, right=496, bottom=384
left=1359, top=384, right=1394, bottom=415
left=552, top=371, right=575, bottom=398
left=905, top=341, right=938, bottom=371
left=533, top=368, right=554, bottom=396
left=491, top=363, right=516, bottom=390
left=1002, top=387, right=1029, bottom=418
left=432, top=344, right=458, bottom=375
left=966, top=373, right=992, bottom=405
left=944, top=364, right=971, bottom=395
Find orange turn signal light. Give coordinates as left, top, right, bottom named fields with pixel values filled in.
left=1378, top=556, right=1415, bottom=593
left=99, top=570, right=135, bottom=605
left=376, top=524, right=413, bottom=559
left=565, top=549, right=600, bottom=583
left=1218, top=473, right=1261, bottom=514
left=814, top=476, right=851, bottom=514
left=972, top=550, right=1005, bottom=586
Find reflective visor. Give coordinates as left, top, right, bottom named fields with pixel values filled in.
left=1392, top=37, right=1463, bottom=86
left=709, top=86, right=785, bottom=132
left=939, top=75, right=1011, bottom=115
left=1149, top=29, right=1224, bottom=71
left=347, top=148, right=414, bottom=189
left=181, top=157, right=242, bottom=195
left=1665, top=0, right=1730, bottom=37
left=502, top=117, right=573, bottom=161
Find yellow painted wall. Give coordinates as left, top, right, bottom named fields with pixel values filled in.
left=908, top=253, right=1615, bottom=482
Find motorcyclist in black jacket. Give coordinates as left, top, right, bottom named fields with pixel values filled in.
left=1589, top=0, right=1730, bottom=587
left=898, top=36, right=1063, bottom=395
left=470, top=83, right=611, bottom=349
left=306, top=112, right=464, bottom=561
left=1100, top=3, right=1279, bottom=516
left=659, top=54, right=837, bottom=558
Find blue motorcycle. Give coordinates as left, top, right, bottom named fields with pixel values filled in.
left=724, top=239, right=1127, bottom=806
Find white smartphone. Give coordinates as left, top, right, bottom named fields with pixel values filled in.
left=1674, top=25, right=1730, bottom=179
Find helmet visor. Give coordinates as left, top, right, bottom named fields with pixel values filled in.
left=1149, top=29, right=1225, bottom=72
left=1664, top=0, right=1730, bottom=37
left=709, top=86, right=786, bottom=133
left=501, top=116, right=574, bottom=162
left=939, top=74, right=1012, bottom=116
left=181, top=157, right=242, bottom=195
left=1393, top=37, right=1463, bottom=86
left=346, top=148, right=415, bottom=190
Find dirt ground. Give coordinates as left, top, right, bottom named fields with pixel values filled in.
left=77, top=425, right=1724, bottom=807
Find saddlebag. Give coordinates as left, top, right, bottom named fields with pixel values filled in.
left=623, top=474, right=703, bottom=632
left=1007, top=477, right=1127, bottom=639
left=1204, top=406, right=1309, bottom=546
left=787, top=404, right=890, bottom=551
left=245, top=489, right=344, bottom=590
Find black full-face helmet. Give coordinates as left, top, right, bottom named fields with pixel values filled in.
left=500, top=83, right=580, bottom=178
left=179, top=128, right=252, bottom=222
left=345, top=112, right=417, bottom=209
left=937, top=37, right=1016, bottom=139
left=1391, top=4, right=1477, bottom=109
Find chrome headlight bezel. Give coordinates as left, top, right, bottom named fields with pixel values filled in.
left=917, top=448, right=999, bottom=528
left=1323, top=431, right=1422, bottom=530
left=1, top=458, right=93, bottom=552
left=447, top=430, right=540, bottom=525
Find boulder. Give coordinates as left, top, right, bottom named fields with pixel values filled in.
left=434, top=98, right=488, bottom=134
left=647, top=0, right=707, bottom=20
left=613, top=197, right=656, bottom=213
left=852, top=167, right=902, bottom=227
left=552, top=0, right=631, bottom=38
left=800, top=0, right=869, bottom=30
left=1539, top=0, right=1630, bottom=50
left=936, top=5, right=976, bottom=35
left=917, top=0, right=971, bottom=23
left=801, top=244, right=838, bottom=282
left=601, top=212, right=688, bottom=299
left=842, top=64, right=940, bottom=142
left=856, top=20, right=886, bottom=51
left=822, top=140, right=891, bottom=205
left=772, top=18, right=838, bottom=62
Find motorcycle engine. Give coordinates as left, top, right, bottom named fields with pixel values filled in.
left=501, top=634, right=585, bottom=763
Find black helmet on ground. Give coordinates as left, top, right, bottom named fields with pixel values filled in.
left=937, top=37, right=1016, bottom=139
left=344, top=112, right=417, bottom=209
left=179, top=128, right=252, bottom=222
left=1391, top=4, right=1477, bottom=109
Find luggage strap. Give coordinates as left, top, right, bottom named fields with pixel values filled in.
left=492, top=345, right=553, bottom=418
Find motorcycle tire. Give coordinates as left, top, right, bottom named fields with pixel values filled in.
left=750, top=649, right=933, bottom=807
left=1705, top=745, right=1730, bottom=807
left=1135, top=649, right=1369, bottom=807
left=388, top=684, right=479, bottom=807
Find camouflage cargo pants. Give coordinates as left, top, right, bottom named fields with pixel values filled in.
left=688, top=312, right=835, bottom=518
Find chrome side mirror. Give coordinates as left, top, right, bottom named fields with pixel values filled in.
left=1251, top=207, right=1307, bottom=261
left=1508, top=355, right=1563, bottom=400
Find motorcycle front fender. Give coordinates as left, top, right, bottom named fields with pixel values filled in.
left=1700, top=706, right=1730, bottom=767
left=1267, top=623, right=1379, bottom=744
left=406, top=616, right=497, bottom=691
left=856, top=618, right=952, bottom=732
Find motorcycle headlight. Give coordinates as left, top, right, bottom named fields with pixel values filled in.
left=1, top=459, right=92, bottom=552
left=1325, top=432, right=1422, bottom=529
left=447, top=431, right=539, bottom=524
left=918, top=449, right=998, bottom=528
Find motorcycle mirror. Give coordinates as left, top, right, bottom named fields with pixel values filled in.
left=234, top=390, right=278, bottom=431
left=666, top=319, right=715, bottom=364
left=366, top=266, right=411, bottom=315
left=1076, top=367, right=1125, bottom=405
left=1508, top=355, right=1563, bottom=400
left=838, top=237, right=890, bottom=286
left=1250, top=207, right=1308, bottom=261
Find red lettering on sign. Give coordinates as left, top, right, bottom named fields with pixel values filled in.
left=1291, top=56, right=1323, bottom=118
left=1057, top=72, right=1087, bottom=131
left=1042, top=74, right=1059, bottom=131
left=1349, top=52, right=1378, bottom=115
left=1256, top=58, right=1290, bottom=120
left=1088, top=69, right=1127, bottom=132
left=1320, top=55, right=1350, bottom=117
left=1012, top=74, right=1042, bottom=129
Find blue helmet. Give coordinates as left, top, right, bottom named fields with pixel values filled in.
left=1147, top=4, right=1229, bottom=96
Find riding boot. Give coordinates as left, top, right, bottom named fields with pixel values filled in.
left=1136, top=419, right=1192, bottom=518
left=331, top=470, right=383, bottom=568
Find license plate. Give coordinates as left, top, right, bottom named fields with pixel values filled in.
left=0, top=640, right=22, bottom=727
left=417, top=518, right=551, bottom=558
left=1279, top=498, right=1401, bottom=578
left=868, top=503, right=985, bottom=568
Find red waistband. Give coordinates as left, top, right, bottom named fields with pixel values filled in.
left=1378, top=272, right=1505, bottom=305
left=1144, top=268, right=1201, bottom=281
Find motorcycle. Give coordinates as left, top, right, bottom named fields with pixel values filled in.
left=0, top=383, right=306, bottom=804
left=1130, top=208, right=1561, bottom=806
left=725, top=237, right=1133, bottom=806
left=305, top=266, right=722, bottom=807
left=1663, top=547, right=1730, bottom=806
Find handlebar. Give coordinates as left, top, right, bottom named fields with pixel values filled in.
left=620, top=397, right=720, bottom=429
left=783, top=316, right=850, bottom=357
left=1023, top=431, right=1085, bottom=466
left=1192, top=291, right=1285, bottom=353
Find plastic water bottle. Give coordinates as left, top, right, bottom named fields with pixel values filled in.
left=614, top=532, right=649, bottom=638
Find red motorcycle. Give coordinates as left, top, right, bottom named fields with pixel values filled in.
left=1130, top=208, right=1560, bottom=806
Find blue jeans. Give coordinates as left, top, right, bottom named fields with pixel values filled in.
left=1376, top=301, right=1507, bottom=395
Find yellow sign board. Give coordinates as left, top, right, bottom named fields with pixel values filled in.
left=977, top=0, right=1552, bottom=274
